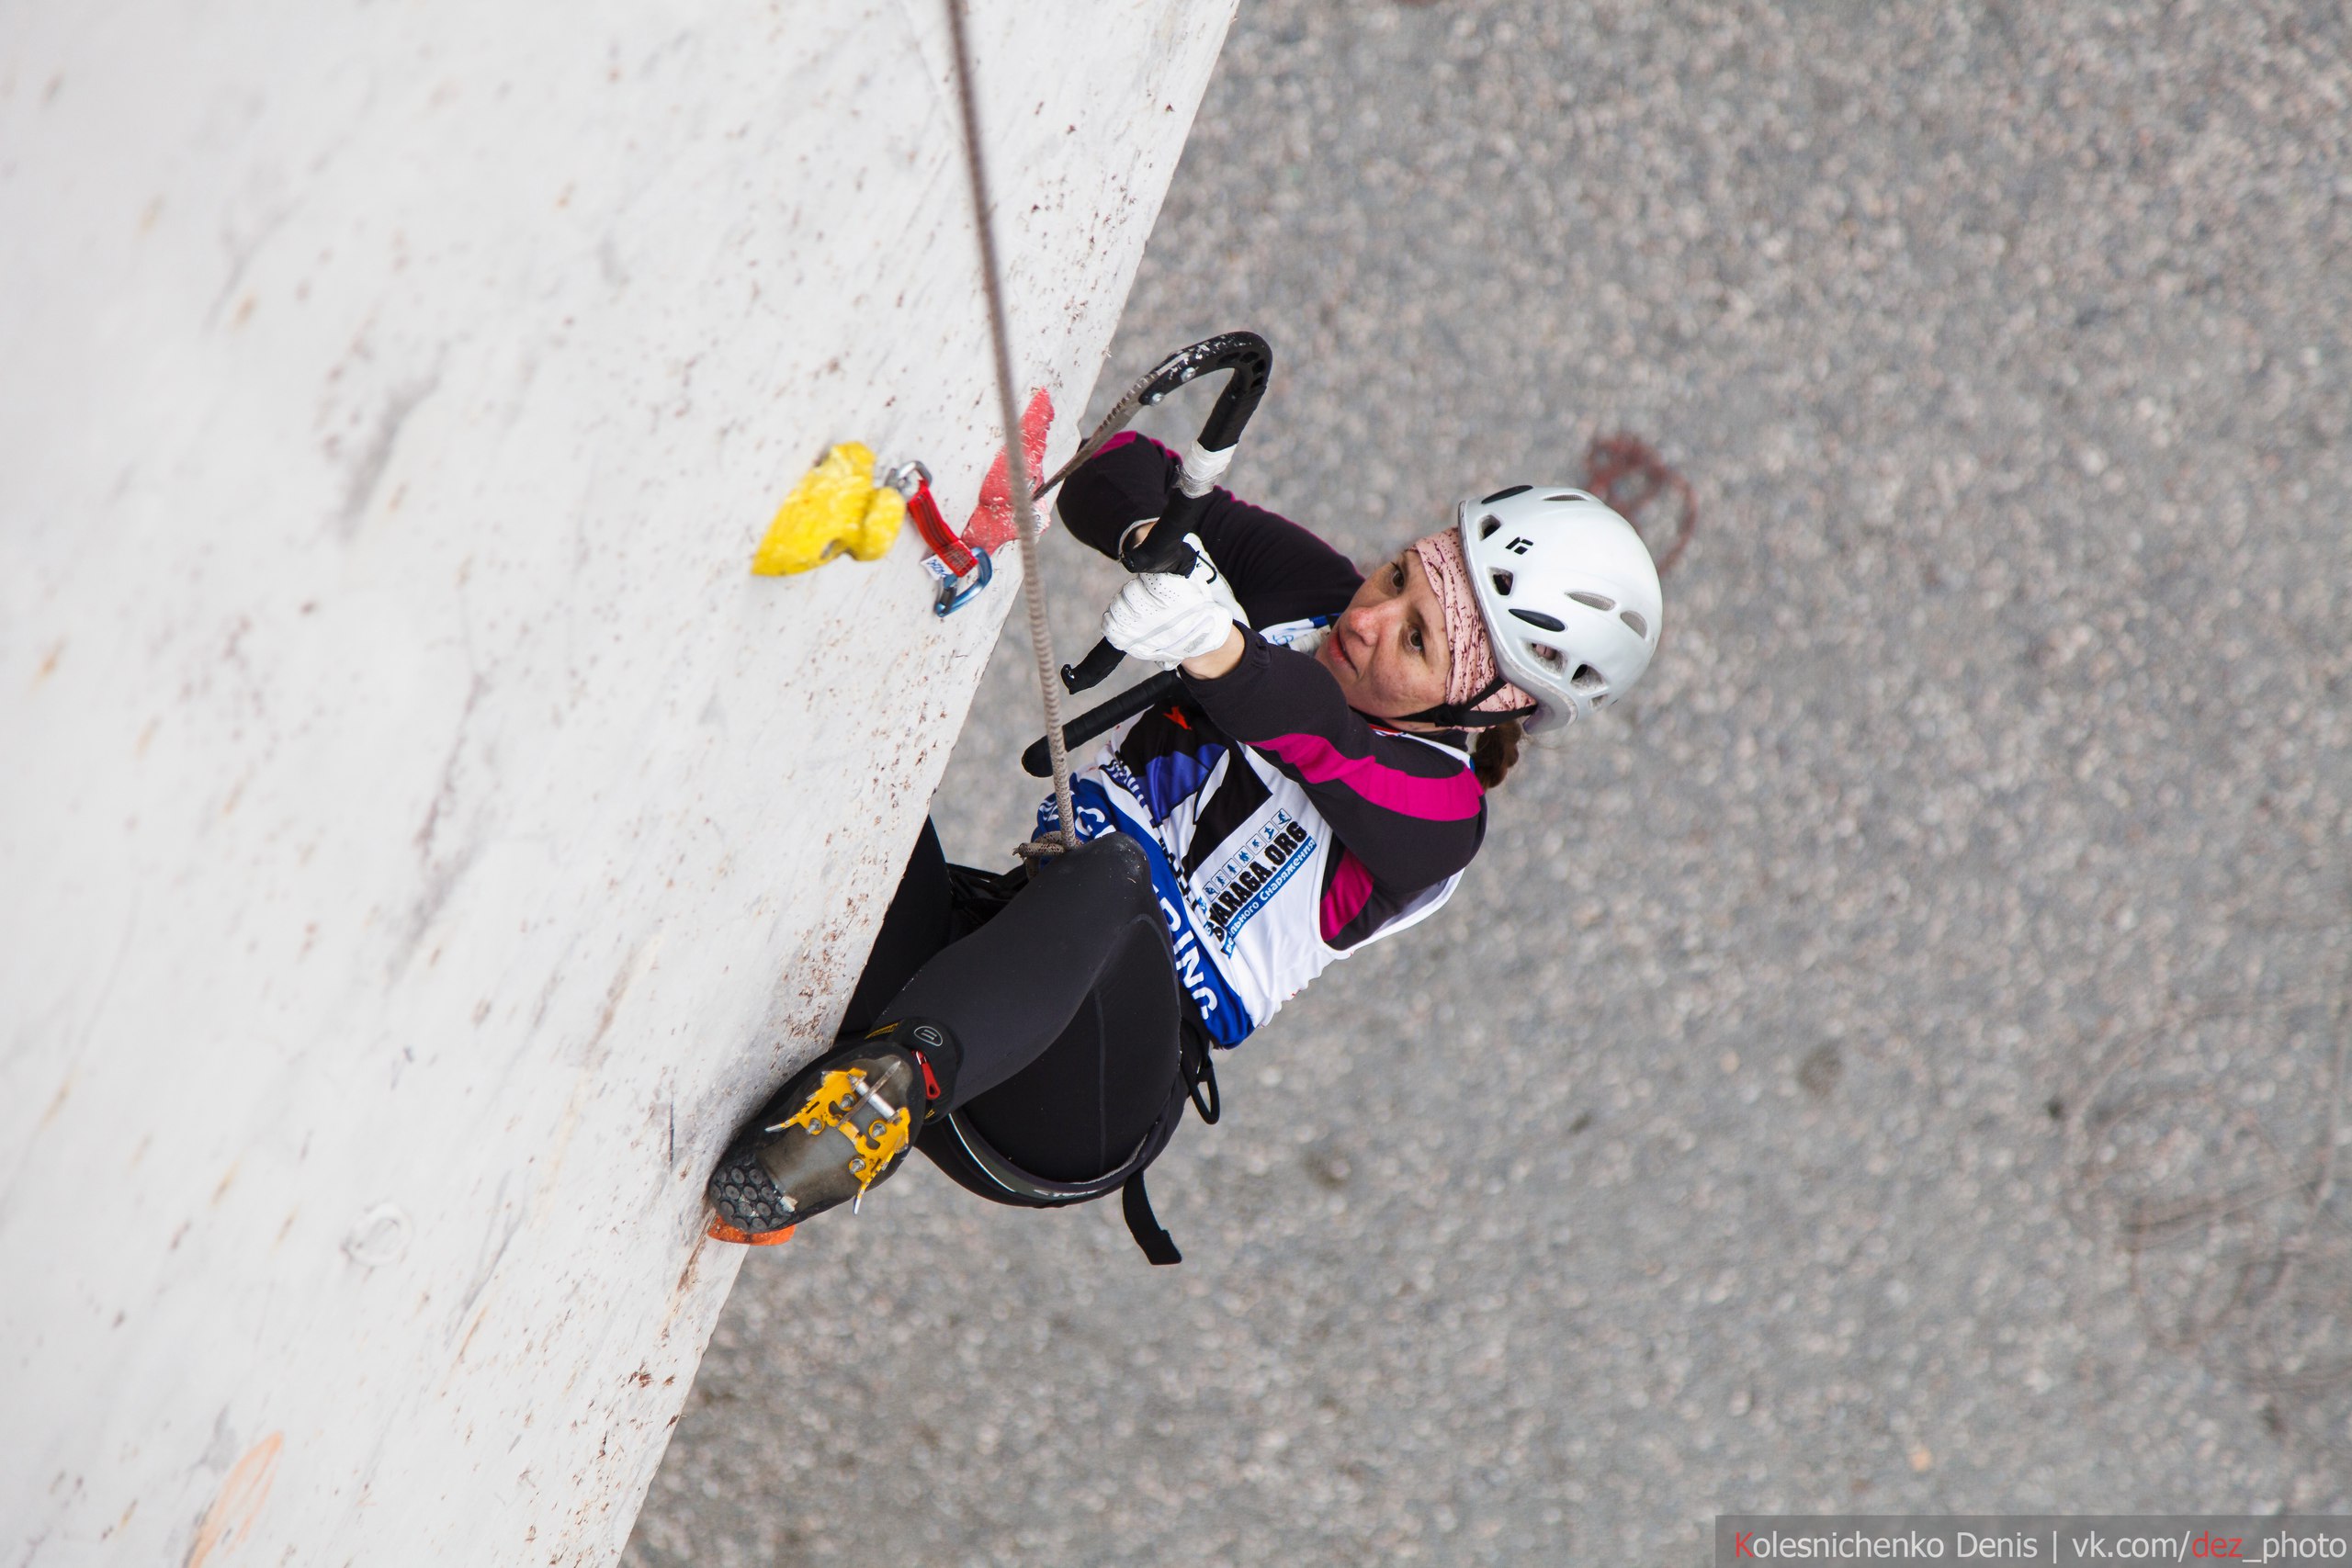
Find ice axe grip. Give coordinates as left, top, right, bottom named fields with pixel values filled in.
left=1062, top=530, right=1200, bottom=694
left=1023, top=671, right=1182, bottom=777
left=1059, top=638, right=1126, bottom=694
left=1119, top=514, right=1204, bottom=573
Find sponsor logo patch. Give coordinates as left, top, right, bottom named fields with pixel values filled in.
left=1193, top=810, right=1316, bottom=955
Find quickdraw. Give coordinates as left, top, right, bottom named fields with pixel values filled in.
left=882, top=460, right=993, bottom=616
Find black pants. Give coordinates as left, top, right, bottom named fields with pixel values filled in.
left=840, top=821, right=1185, bottom=1184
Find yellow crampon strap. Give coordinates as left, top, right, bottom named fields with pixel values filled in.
left=752, top=442, right=907, bottom=575
left=777, top=1066, right=912, bottom=1198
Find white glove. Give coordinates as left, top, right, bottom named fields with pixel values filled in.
left=1101, top=534, right=1244, bottom=668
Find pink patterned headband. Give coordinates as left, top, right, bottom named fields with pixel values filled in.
left=1410, top=528, right=1533, bottom=718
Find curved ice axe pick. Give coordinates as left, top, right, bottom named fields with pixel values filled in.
left=1050, top=332, right=1272, bottom=694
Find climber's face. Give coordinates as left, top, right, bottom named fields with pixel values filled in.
left=1315, top=547, right=1451, bottom=726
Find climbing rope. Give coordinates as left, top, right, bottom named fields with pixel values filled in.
left=944, top=0, right=1078, bottom=856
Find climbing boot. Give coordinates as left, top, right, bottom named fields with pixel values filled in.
left=706, top=1019, right=962, bottom=1245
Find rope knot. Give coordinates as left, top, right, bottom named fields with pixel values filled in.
left=1013, top=831, right=1076, bottom=864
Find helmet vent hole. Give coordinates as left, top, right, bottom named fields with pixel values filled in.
left=1568, top=592, right=1616, bottom=614
left=1619, top=609, right=1648, bottom=637
left=1478, top=514, right=1501, bottom=540
left=1570, top=664, right=1608, bottom=696
left=1510, top=607, right=1566, bottom=633
left=1488, top=569, right=1514, bottom=597
left=1531, top=644, right=1565, bottom=671
left=1547, top=491, right=1583, bottom=502
left=1480, top=484, right=1532, bottom=504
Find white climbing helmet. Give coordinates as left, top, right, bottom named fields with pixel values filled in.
left=1455, top=484, right=1663, bottom=733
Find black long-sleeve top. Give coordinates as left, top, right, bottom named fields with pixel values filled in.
left=1054, top=434, right=1486, bottom=951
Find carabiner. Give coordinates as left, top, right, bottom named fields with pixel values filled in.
left=933, top=548, right=992, bottom=616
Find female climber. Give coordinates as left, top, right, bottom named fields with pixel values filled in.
left=705, top=432, right=1665, bottom=1257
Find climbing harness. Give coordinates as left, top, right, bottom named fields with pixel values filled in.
left=922, top=1008, right=1223, bottom=1267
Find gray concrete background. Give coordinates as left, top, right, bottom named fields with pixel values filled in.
left=631, top=1, right=2352, bottom=1561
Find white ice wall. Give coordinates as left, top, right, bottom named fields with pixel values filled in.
left=0, top=3, right=1233, bottom=1562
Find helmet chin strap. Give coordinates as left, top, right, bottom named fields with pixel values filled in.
left=1396, top=672, right=1536, bottom=730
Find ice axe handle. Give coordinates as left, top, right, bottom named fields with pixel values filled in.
left=1023, top=671, right=1183, bottom=778
left=1062, top=529, right=1200, bottom=694
left=1059, top=638, right=1126, bottom=694
left=1120, top=509, right=1205, bottom=572
left=1057, top=328, right=1266, bottom=696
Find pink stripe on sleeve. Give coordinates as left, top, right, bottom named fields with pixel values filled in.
left=1320, top=850, right=1375, bottom=942
left=1098, top=430, right=1182, bottom=464
left=1256, top=732, right=1485, bottom=821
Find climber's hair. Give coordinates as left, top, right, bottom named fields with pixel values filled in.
left=1472, top=721, right=1522, bottom=791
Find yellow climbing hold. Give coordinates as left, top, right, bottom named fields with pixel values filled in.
left=751, top=442, right=907, bottom=575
